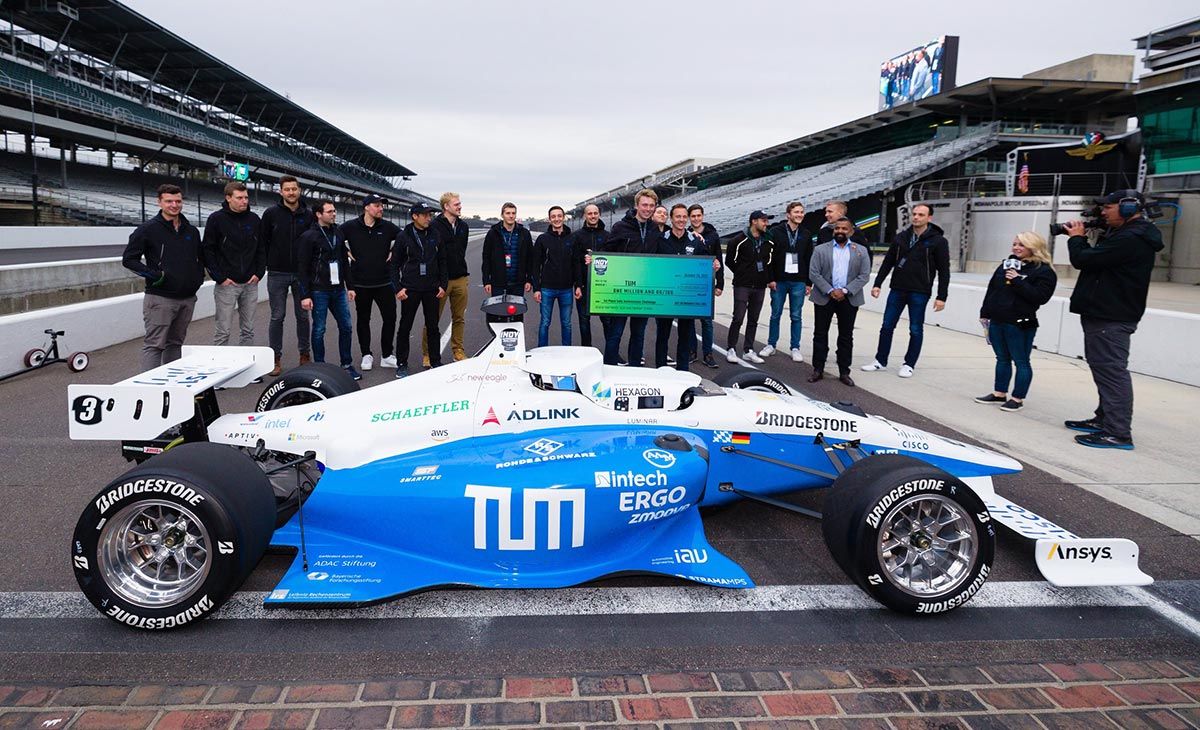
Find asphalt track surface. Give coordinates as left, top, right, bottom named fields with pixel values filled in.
left=2, top=235, right=1198, bottom=683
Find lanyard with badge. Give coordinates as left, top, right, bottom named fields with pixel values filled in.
left=897, top=231, right=918, bottom=269
left=784, top=226, right=801, bottom=274
left=414, top=228, right=430, bottom=277
left=501, top=228, right=517, bottom=270
left=320, top=227, right=340, bottom=285
left=752, top=235, right=764, bottom=273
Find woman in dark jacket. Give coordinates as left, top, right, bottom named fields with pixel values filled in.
left=975, top=232, right=1058, bottom=411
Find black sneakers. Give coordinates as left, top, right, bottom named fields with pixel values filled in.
left=999, top=399, right=1023, bottom=412
left=975, top=393, right=1006, bottom=404
left=1064, top=417, right=1104, bottom=433
left=1075, top=432, right=1134, bottom=450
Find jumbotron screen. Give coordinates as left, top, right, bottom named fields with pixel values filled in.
left=220, top=160, right=249, bottom=181
left=878, top=36, right=959, bottom=111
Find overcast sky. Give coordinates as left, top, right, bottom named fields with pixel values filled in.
left=125, top=1, right=1195, bottom=218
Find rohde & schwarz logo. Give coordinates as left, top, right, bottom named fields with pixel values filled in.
left=642, top=448, right=676, bottom=469
left=525, top=438, right=563, bottom=457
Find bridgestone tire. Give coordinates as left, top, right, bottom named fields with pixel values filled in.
left=715, top=369, right=792, bottom=394
left=255, top=362, right=359, bottom=412
left=71, top=442, right=275, bottom=630
left=23, top=348, right=45, bottom=368
left=821, top=454, right=995, bottom=615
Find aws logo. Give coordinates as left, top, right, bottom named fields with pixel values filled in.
left=1046, top=543, right=1112, bottom=563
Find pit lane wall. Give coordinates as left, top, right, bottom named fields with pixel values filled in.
left=863, top=280, right=1200, bottom=388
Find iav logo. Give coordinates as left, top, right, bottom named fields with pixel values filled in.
left=674, top=548, right=708, bottom=564
left=642, top=448, right=676, bottom=469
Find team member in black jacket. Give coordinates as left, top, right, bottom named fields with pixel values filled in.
left=816, top=200, right=868, bottom=244
left=391, top=202, right=448, bottom=378
left=203, top=181, right=264, bottom=349
left=426, top=193, right=470, bottom=363
left=297, top=201, right=359, bottom=380
left=532, top=206, right=575, bottom=347
left=689, top=205, right=724, bottom=369
left=123, top=184, right=205, bottom=372
left=572, top=204, right=606, bottom=348
left=340, top=194, right=399, bottom=372
left=975, top=232, right=1057, bottom=412
left=600, top=189, right=661, bottom=366
left=481, top=202, right=533, bottom=324
left=260, top=175, right=314, bottom=374
left=1063, top=190, right=1165, bottom=450
left=862, top=203, right=950, bottom=378
left=724, top=210, right=775, bottom=364
left=762, top=201, right=813, bottom=363
left=654, top=204, right=713, bottom=370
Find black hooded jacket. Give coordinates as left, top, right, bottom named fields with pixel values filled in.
left=391, top=222, right=450, bottom=293
left=1068, top=218, right=1164, bottom=323
left=572, top=220, right=606, bottom=291
left=724, top=229, right=774, bottom=288
left=260, top=199, right=314, bottom=273
left=296, top=224, right=352, bottom=296
left=481, top=222, right=533, bottom=289
left=122, top=212, right=205, bottom=299
left=603, top=210, right=661, bottom=255
left=769, top=223, right=815, bottom=285
left=202, top=202, right=265, bottom=284
left=692, top=222, right=725, bottom=291
left=432, top=213, right=470, bottom=280
left=531, top=225, right=575, bottom=290
left=339, top=215, right=399, bottom=288
left=873, top=223, right=951, bottom=300
left=979, top=258, right=1057, bottom=326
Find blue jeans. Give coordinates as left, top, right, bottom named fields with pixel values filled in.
left=875, top=289, right=931, bottom=367
left=538, top=288, right=573, bottom=347
left=575, top=293, right=592, bottom=347
left=990, top=322, right=1037, bottom=399
left=768, top=281, right=807, bottom=350
left=310, top=288, right=353, bottom=367
left=700, top=317, right=713, bottom=356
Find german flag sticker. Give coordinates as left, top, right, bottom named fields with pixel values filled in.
left=731, top=432, right=751, bottom=445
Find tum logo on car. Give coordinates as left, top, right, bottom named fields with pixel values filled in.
left=465, top=485, right=585, bottom=550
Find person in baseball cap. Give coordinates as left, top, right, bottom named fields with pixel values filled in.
left=748, top=209, right=775, bottom=223
left=362, top=193, right=388, bottom=207
left=340, top=193, right=400, bottom=372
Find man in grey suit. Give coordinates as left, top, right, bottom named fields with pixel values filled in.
left=808, top=218, right=873, bottom=385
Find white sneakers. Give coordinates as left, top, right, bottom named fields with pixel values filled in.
left=759, top=345, right=776, bottom=357
left=380, top=354, right=398, bottom=368
left=726, top=350, right=740, bottom=363
left=898, top=364, right=915, bottom=378
left=743, top=350, right=765, bottom=364
left=791, top=348, right=804, bottom=363
left=361, top=354, right=374, bottom=371
left=861, top=361, right=886, bottom=372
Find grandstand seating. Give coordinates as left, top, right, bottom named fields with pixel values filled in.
left=661, top=128, right=998, bottom=234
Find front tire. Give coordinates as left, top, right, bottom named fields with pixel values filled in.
left=71, top=442, right=275, bottom=629
left=255, top=362, right=359, bottom=412
left=821, top=454, right=994, bottom=615
left=23, top=348, right=45, bottom=368
left=715, top=369, right=792, bottom=394
left=68, top=351, right=90, bottom=372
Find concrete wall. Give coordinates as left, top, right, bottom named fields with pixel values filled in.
left=1166, top=193, right=1200, bottom=284
left=0, top=226, right=137, bottom=249
left=1023, top=54, right=1134, bottom=83
left=862, top=279, right=1200, bottom=387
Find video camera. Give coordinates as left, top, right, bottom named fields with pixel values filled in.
left=1050, top=191, right=1164, bottom=236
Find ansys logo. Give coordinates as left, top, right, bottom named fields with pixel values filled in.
left=1046, top=542, right=1112, bottom=563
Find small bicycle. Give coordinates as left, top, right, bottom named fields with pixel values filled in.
left=0, top=329, right=90, bottom=383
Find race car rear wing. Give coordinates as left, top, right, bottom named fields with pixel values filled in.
left=68, top=346, right=275, bottom=441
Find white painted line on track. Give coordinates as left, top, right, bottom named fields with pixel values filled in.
left=1, top=582, right=1191, bottom=621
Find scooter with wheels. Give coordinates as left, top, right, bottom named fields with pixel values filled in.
left=0, top=329, right=89, bottom=383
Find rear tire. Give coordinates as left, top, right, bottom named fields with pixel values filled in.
left=821, top=454, right=994, bottom=615
left=715, top=369, right=792, bottom=394
left=68, top=351, right=90, bottom=372
left=255, top=362, right=359, bottom=412
left=71, top=442, right=275, bottom=629
left=23, top=348, right=45, bottom=368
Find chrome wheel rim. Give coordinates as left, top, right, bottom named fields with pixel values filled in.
left=273, top=387, right=325, bottom=409
left=877, top=494, right=977, bottom=596
left=98, top=499, right=211, bottom=608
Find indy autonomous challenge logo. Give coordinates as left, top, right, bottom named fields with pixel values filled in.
left=500, top=329, right=519, bottom=351
left=593, top=256, right=608, bottom=276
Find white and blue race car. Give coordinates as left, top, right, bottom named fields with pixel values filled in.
left=68, top=298, right=1151, bottom=630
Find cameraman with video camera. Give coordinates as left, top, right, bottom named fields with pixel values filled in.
left=1061, top=190, right=1164, bottom=450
